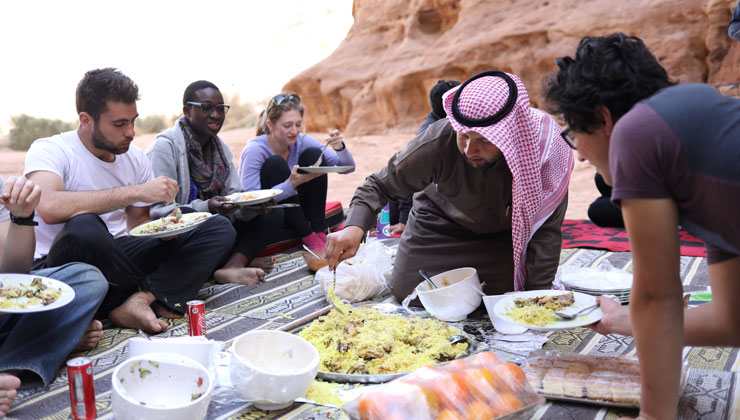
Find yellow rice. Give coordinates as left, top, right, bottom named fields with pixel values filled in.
left=299, top=306, right=467, bottom=375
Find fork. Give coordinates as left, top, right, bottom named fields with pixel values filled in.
left=554, top=303, right=599, bottom=320
left=170, top=200, right=182, bottom=222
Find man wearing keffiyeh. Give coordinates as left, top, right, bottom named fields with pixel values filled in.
left=325, top=71, right=573, bottom=302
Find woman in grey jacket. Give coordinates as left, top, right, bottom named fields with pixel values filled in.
left=147, top=80, right=281, bottom=285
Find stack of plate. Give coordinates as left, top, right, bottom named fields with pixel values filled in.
left=560, top=269, right=633, bottom=304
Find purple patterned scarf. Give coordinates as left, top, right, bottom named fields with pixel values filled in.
left=179, top=117, right=230, bottom=200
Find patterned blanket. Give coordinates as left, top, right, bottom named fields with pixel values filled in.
left=7, top=244, right=738, bottom=420
left=562, top=219, right=707, bottom=257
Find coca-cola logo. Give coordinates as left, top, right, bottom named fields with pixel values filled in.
left=192, top=308, right=199, bottom=314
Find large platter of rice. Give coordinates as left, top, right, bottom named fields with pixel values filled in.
left=493, top=290, right=603, bottom=331
left=298, top=306, right=469, bottom=383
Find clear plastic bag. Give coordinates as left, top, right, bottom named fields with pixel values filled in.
left=316, top=241, right=392, bottom=302
left=341, top=352, right=544, bottom=420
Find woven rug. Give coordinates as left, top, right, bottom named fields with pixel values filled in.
left=562, top=219, right=707, bottom=258
left=7, top=245, right=737, bottom=420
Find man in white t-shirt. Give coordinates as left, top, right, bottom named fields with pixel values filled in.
left=25, top=68, right=236, bottom=334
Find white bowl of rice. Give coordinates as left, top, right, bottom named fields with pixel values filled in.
left=230, top=330, right=319, bottom=410
left=416, top=267, right=483, bottom=322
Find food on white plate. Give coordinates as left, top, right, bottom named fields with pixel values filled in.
left=506, top=292, right=575, bottom=327
left=0, top=277, right=62, bottom=309
left=225, top=191, right=261, bottom=202
left=514, top=292, right=574, bottom=310
left=133, top=212, right=209, bottom=235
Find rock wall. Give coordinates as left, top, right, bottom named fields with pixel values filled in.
left=284, top=0, right=740, bottom=135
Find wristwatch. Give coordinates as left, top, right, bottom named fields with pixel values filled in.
left=10, top=210, right=38, bottom=226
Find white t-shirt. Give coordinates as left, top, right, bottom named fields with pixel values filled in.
left=0, top=176, right=9, bottom=222
left=24, top=130, right=153, bottom=259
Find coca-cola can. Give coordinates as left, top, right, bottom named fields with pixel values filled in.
left=67, top=357, right=96, bottom=420
left=187, top=300, right=206, bottom=336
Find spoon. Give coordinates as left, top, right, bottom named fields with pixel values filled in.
left=138, top=329, right=152, bottom=341
left=554, top=303, right=599, bottom=320
left=418, top=269, right=438, bottom=289
left=328, top=270, right=350, bottom=315
left=448, top=334, right=469, bottom=345
left=310, top=141, right=331, bottom=167
left=302, top=244, right=321, bottom=259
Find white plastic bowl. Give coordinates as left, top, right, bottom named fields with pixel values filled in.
left=128, top=336, right=223, bottom=371
left=111, top=353, right=213, bottom=420
left=230, top=330, right=320, bottom=410
left=416, top=267, right=483, bottom=322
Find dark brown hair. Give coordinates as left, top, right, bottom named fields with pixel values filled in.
left=76, top=68, right=140, bottom=121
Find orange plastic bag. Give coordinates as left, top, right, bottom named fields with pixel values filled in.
left=343, top=352, right=544, bottom=420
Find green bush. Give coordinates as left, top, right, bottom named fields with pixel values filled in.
left=9, top=114, right=76, bottom=151
left=135, top=114, right=168, bottom=134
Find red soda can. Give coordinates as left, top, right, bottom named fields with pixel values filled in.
left=67, top=357, right=96, bottom=420
left=187, top=299, right=206, bottom=336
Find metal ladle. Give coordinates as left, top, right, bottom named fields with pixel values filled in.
left=419, top=269, right=438, bottom=289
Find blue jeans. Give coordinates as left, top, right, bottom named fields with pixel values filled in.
left=0, top=263, right=108, bottom=387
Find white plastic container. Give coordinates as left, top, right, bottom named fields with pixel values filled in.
left=415, top=267, right=483, bottom=322
left=111, top=353, right=213, bottom=420
left=128, top=336, right=223, bottom=371
left=230, top=330, right=320, bottom=410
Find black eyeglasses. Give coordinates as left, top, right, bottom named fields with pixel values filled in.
left=267, top=93, right=300, bottom=110
left=561, top=127, right=577, bottom=150
left=186, top=101, right=230, bottom=115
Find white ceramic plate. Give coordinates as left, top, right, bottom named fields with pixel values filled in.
left=493, top=290, right=602, bottom=331
left=0, top=273, right=75, bottom=314
left=297, top=166, right=353, bottom=173
left=223, top=189, right=282, bottom=206
left=130, top=212, right=213, bottom=239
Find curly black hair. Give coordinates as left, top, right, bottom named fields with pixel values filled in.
left=76, top=68, right=139, bottom=122
left=183, top=80, right=219, bottom=106
left=544, top=33, right=674, bottom=133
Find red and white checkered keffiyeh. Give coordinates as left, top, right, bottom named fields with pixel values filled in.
left=443, top=72, right=573, bottom=291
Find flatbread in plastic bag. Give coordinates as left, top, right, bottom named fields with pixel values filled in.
left=316, top=241, right=392, bottom=302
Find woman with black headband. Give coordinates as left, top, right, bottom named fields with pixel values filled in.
left=326, top=71, right=572, bottom=301
left=239, top=93, right=355, bottom=254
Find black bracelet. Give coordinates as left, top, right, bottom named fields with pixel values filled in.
left=10, top=210, right=38, bottom=226
left=334, top=142, right=346, bottom=152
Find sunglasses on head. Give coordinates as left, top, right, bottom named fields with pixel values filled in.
left=186, top=101, right=230, bottom=115
left=268, top=93, right=300, bottom=110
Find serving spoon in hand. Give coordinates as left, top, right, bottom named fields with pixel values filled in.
left=419, top=269, right=438, bottom=289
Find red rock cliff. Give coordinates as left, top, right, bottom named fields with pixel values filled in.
left=284, top=0, right=740, bottom=135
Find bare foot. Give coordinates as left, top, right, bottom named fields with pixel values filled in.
left=214, top=267, right=265, bottom=285
left=152, top=302, right=185, bottom=319
left=109, top=291, right=167, bottom=334
left=248, top=256, right=275, bottom=274
left=0, top=373, right=20, bottom=418
left=73, top=320, right=104, bottom=353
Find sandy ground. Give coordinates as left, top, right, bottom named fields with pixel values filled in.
left=0, top=128, right=598, bottom=220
